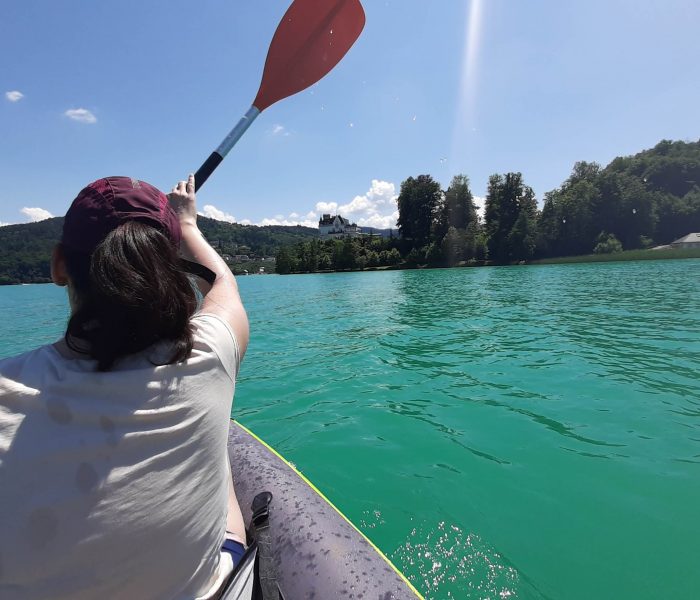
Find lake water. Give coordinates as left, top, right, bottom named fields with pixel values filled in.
left=1, top=260, right=699, bottom=600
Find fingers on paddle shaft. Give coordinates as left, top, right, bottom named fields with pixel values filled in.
left=194, top=152, right=224, bottom=191
left=253, top=0, right=366, bottom=111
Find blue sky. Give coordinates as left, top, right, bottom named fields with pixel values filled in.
left=2, top=0, right=699, bottom=229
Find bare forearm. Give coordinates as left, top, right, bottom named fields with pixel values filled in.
left=180, top=222, right=237, bottom=291
left=168, top=174, right=249, bottom=355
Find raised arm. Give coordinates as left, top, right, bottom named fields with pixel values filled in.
left=168, top=174, right=249, bottom=358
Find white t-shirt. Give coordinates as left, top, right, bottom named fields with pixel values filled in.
left=0, top=313, right=240, bottom=600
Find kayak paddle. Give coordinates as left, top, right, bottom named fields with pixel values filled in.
left=194, top=0, right=366, bottom=190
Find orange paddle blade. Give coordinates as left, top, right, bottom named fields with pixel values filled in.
left=253, top=0, right=366, bottom=111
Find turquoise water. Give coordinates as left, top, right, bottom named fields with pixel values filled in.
left=1, top=260, right=699, bottom=599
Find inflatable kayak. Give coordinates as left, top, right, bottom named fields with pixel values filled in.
left=227, top=420, right=424, bottom=600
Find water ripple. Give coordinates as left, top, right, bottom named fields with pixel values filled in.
left=233, top=261, right=700, bottom=599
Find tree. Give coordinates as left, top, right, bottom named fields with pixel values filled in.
left=444, top=174, right=478, bottom=230
left=655, top=189, right=700, bottom=243
left=485, top=174, right=512, bottom=262
left=593, top=232, right=623, bottom=254
left=386, top=248, right=401, bottom=265
left=441, top=226, right=464, bottom=266
left=331, top=237, right=357, bottom=270
left=567, top=161, right=601, bottom=187
left=424, top=242, right=443, bottom=266
left=404, top=247, right=424, bottom=266
left=397, top=175, right=443, bottom=250
left=319, top=253, right=332, bottom=271
left=275, top=247, right=297, bottom=274
left=484, top=173, right=538, bottom=262
left=296, top=240, right=321, bottom=272
left=595, top=171, right=656, bottom=249
left=599, top=139, right=700, bottom=244
left=536, top=162, right=602, bottom=257
left=509, top=185, right=538, bottom=261
left=536, top=191, right=562, bottom=257
left=472, top=224, right=488, bottom=261
left=432, top=175, right=483, bottom=265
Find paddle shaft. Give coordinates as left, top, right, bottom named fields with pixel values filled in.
left=192, top=0, right=365, bottom=191
left=194, top=106, right=261, bottom=191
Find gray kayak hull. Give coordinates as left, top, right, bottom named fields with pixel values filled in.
left=228, top=420, right=422, bottom=600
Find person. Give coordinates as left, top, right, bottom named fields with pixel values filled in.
left=0, top=174, right=250, bottom=599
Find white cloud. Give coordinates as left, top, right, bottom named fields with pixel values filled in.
left=0, top=221, right=11, bottom=227
left=356, top=211, right=400, bottom=229
left=315, top=201, right=338, bottom=214
left=340, top=194, right=373, bottom=214
left=334, top=179, right=399, bottom=229
left=271, top=124, right=289, bottom=137
left=245, top=179, right=400, bottom=230
left=21, top=207, right=53, bottom=222
left=64, top=108, right=97, bottom=124
left=5, top=90, right=24, bottom=102
left=194, top=180, right=400, bottom=230
left=259, top=217, right=319, bottom=228
left=200, top=204, right=236, bottom=223
left=196, top=205, right=318, bottom=227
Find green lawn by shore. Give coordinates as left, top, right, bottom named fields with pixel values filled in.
left=278, top=248, right=700, bottom=275
left=530, top=247, right=700, bottom=265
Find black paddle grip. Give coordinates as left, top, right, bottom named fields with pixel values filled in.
left=194, top=152, right=224, bottom=191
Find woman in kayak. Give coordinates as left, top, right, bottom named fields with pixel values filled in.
left=0, top=174, right=249, bottom=599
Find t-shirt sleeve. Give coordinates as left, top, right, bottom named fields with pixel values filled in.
left=190, top=313, right=241, bottom=382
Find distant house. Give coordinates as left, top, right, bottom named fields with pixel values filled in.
left=318, top=214, right=361, bottom=239
left=671, top=233, right=700, bottom=249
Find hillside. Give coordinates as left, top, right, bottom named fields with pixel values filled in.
left=0, top=219, right=64, bottom=284
left=195, top=217, right=317, bottom=257
left=0, top=216, right=318, bottom=285
left=538, top=139, right=700, bottom=257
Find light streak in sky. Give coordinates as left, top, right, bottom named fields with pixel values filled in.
left=464, top=0, right=484, bottom=105
left=450, top=0, right=484, bottom=169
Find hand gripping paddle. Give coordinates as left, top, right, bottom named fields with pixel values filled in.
left=194, top=0, right=366, bottom=191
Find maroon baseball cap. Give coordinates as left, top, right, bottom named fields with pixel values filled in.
left=62, top=176, right=182, bottom=253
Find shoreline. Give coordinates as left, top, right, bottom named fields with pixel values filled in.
left=280, top=247, right=700, bottom=275
left=3, top=248, right=699, bottom=284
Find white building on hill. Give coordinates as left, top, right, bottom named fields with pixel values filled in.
left=318, top=214, right=361, bottom=239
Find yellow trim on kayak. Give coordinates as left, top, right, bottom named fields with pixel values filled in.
left=232, top=420, right=425, bottom=600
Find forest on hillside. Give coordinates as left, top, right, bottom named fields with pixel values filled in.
left=0, top=216, right=317, bottom=285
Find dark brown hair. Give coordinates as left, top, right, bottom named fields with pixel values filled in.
left=63, top=221, right=197, bottom=371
